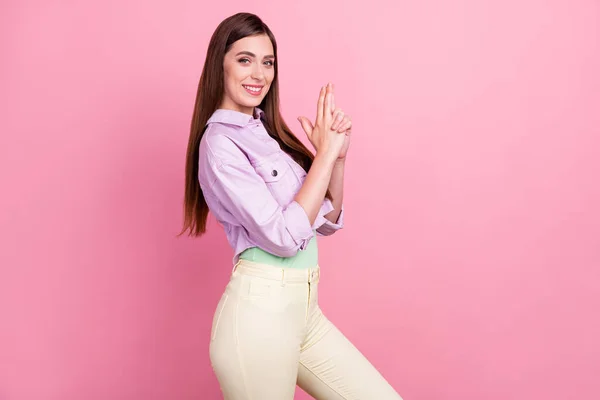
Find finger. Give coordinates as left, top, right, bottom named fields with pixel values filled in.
left=330, top=84, right=336, bottom=115
left=331, top=110, right=344, bottom=130
left=331, top=83, right=336, bottom=111
left=324, top=83, right=333, bottom=118
left=316, top=86, right=326, bottom=123
left=337, top=121, right=351, bottom=133
left=297, top=116, right=314, bottom=138
left=330, top=109, right=339, bottom=129
left=336, top=115, right=350, bottom=131
left=337, top=119, right=352, bottom=133
left=330, top=111, right=340, bottom=130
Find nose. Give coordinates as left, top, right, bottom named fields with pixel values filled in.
left=251, top=63, right=265, bottom=81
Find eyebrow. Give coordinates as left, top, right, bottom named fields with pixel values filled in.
left=235, top=51, right=275, bottom=59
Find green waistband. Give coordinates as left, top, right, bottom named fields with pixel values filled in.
left=238, top=231, right=318, bottom=269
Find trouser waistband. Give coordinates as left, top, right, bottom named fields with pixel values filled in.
left=232, top=258, right=320, bottom=284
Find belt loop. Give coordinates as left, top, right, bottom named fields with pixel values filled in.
left=281, top=268, right=285, bottom=287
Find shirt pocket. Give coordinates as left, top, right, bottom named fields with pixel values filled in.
left=252, top=153, right=298, bottom=205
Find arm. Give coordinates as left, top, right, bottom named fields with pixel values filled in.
left=313, top=158, right=345, bottom=236
left=202, top=136, right=315, bottom=258
left=324, top=159, right=344, bottom=224
left=320, top=83, right=351, bottom=231
left=295, top=83, right=346, bottom=229
left=293, top=151, right=339, bottom=226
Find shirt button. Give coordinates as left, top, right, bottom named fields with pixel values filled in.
left=271, top=170, right=278, bottom=177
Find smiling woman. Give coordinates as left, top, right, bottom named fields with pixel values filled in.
left=221, top=37, right=275, bottom=112
left=179, top=12, right=401, bottom=400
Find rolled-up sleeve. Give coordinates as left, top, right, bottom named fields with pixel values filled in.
left=315, top=198, right=344, bottom=236
left=201, top=137, right=314, bottom=257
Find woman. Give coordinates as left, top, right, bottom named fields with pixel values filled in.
left=181, top=12, right=402, bottom=400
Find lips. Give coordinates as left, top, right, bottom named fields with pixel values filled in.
left=243, top=84, right=263, bottom=96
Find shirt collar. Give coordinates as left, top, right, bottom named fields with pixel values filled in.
left=207, top=107, right=265, bottom=127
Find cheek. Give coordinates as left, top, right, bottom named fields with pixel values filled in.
left=222, top=71, right=232, bottom=90
left=224, top=66, right=243, bottom=87
left=225, top=77, right=243, bottom=98
left=265, top=73, right=275, bottom=89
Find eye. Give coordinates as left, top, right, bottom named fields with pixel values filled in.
left=264, top=60, right=274, bottom=66
left=238, top=58, right=251, bottom=64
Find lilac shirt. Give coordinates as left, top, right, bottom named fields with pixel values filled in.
left=198, top=107, right=344, bottom=265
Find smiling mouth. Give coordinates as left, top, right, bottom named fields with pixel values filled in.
left=242, top=84, right=264, bottom=96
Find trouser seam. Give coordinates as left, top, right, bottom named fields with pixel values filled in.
left=233, top=295, right=252, bottom=400
left=299, top=360, right=349, bottom=400
left=305, top=282, right=311, bottom=321
left=300, top=309, right=332, bottom=353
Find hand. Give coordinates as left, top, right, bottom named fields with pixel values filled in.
left=336, top=127, right=351, bottom=160
left=298, top=83, right=346, bottom=161
left=329, top=97, right=352, bottom=161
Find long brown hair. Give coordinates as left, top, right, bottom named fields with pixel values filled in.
left=180, top=12, right=331, bottom=237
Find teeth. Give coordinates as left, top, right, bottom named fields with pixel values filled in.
left=243, top=85, right=262, bottom=92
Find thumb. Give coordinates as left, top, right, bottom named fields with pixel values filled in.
left=297, top=116, right=314, bottom=137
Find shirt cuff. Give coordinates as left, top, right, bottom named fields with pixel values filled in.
left=283, top=200, right=315, bottom=250
left=315, top=200, right=344, bottom=236
left=312, top=198, right=333, bottom=230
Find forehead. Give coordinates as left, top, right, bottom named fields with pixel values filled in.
left=228, top=34, right=274, bottom=56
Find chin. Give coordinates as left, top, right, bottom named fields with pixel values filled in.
left=239, top=97, right=263, bottom=108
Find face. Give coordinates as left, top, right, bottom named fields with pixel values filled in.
left=220, top=34, right=275, bottom=116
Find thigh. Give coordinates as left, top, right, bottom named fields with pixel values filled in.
left=209, top=273, right=307, bottom=400
left=297, top=307, right=403, bottom=400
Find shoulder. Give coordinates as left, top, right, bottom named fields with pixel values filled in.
left=200, top=123, right=250, bottom=170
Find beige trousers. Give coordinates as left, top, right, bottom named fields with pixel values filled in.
left=209, top=259, right=402, bottom=400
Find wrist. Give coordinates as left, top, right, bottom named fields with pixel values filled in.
left=316, top=150, right=339, bottom=166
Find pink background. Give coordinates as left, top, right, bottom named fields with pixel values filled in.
left=2, top=0, right=599, bottom=399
